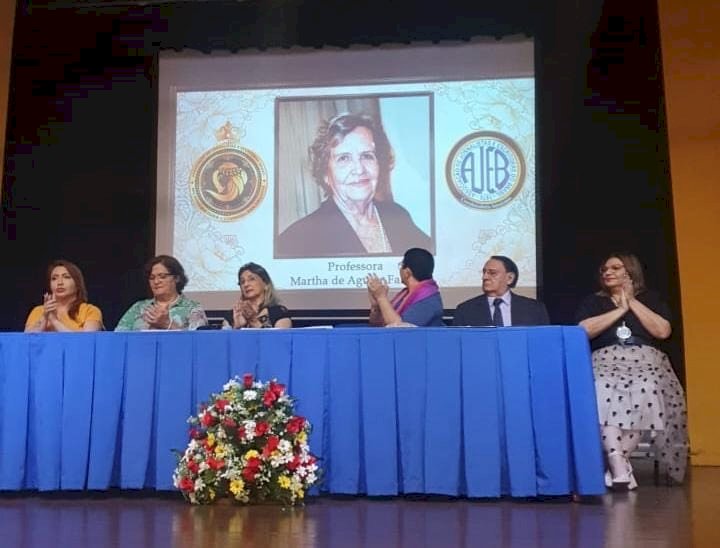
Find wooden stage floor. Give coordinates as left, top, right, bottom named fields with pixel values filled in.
left=1, top=464, right=718, bottom=547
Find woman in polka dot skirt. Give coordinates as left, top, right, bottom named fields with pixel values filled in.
left=575, top=252, right=688, bottom=490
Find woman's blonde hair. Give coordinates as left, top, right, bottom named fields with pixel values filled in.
left=238, top=262, right=280, bottom=309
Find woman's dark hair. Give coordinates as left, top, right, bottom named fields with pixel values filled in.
left=597, top=252, right=646, bottom=294
left=144, top=255, right=189, bottom=293
left=47, top=259, right=88, bottom=320
left=238, top=262, right=280, bottom=308
left=309, top=112, right=395, bottom=201
left=402, top=248, right=434, bottom=282
left=490, top=255, right=519, bottom=288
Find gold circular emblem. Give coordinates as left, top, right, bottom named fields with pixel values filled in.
left=190, top=145, right=267, bottom=221
left=445, top=131, right=525, bottom=209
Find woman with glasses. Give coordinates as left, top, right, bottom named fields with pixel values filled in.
left=366, top=247, right=444, bottom=327
left=25, top=260, right=103, bottom=332
left=276, top=112, right=431, bottom=258
left=232, top=262, right=291, bottom=329
left=115, top=255, right=207, bottom=331
left=575, top=252, right=688, bottom=489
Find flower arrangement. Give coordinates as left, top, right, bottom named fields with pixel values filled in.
left=173, top=373, right=320, bottom=505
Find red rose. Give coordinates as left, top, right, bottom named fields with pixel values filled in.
left=287, top=455, right=302, bottom=471
left=223, top=417, right=237, bottom=429
left=286, top=416, right=306, bottom=435
left=237, top=426, right=246, bottom=439
left=215, top=399, right=229, bottom=412
left=178, top=477, right=194, bottom=491
left=207, top=457, right=225, bottom=471
left=200, top=413, right=215, bottom=427
left=187, top=460, right=199, bottom=474
left=255, top=421, right=269, bottom=436
left=270, top=381, right=285, bottom=397
left=243, top=373, right=254, bottom=388
left=242, top=467, right=257, bottom=482
left=189, top=428, right=203, bottom=439
left=242, top=457, right=261, bottom=481
left=262, top=435, right=280, bottom=458
left=262, top=390, right=277, bottom=407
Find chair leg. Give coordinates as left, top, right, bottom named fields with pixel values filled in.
left=653, top=458, right=660, bottom=486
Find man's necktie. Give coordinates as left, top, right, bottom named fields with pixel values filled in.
left=492, top=297, right=504, bottom=327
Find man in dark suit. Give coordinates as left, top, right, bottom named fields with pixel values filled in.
left=452, top=255, right=550, bottom=326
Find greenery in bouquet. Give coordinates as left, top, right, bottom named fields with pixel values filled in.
left=173, top=373, right=320, bottom=505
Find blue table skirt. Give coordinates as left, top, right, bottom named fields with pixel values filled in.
left=0, top=327, right=605, bottom=496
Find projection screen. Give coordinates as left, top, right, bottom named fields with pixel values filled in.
left=157, top=40, right=536, bottom=312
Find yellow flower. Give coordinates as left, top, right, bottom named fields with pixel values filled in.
left=206, top=432, right=216, bottom=447
left=278, top=476, right=291, bottom=489
left=229, top=479, right=245, bottom=495
left=223, top=390, right=236, bottom=402
left=214, top=444, right=227, bottom=458
left=296, top=431, right=307, bottom=444
left=244, top=449, right=259, bottom=460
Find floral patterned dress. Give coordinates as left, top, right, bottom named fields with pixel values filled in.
left=115, top=294, right=207, bottom=331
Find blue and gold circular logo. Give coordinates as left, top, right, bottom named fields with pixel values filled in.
left=190, top=122, right=268, bottom=221
left=446, top=131, right=525, bottom=209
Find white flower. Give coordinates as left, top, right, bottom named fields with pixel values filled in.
left=243, top=390, right=258, bottom=401
left=278, top=440, right=292, bottom=453
left=223, top=379, right=241, bottom=391
left=194, top=477, right=205, bottom=491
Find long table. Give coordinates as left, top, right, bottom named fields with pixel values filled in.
left=0, top=327, right=605, bottom=497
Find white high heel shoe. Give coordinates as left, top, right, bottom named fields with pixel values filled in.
left=608, top=453, right=638, bottom=490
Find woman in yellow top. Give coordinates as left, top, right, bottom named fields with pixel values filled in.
left=24, top=260, right=103, bottom=332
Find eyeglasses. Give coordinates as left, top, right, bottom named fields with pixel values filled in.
left=148, top=273, right=173, bottom=282
left=599, top=264, right=625, bottom=274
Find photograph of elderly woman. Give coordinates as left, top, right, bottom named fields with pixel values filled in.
left=274, top=94, right=434, bottom=258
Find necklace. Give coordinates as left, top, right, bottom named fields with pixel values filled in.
left=371, top=204, right=391, bottom=253
left=335, top=199, right=391, bottom=253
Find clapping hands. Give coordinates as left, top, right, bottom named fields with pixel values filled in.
left=143, top=302, right=171, bottom=329
left=233, top=300, right=258, bottom=328
left=366, top=273, right=389, bottom=302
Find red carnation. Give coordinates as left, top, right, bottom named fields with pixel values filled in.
left=215, top=399, right=229, bottom=412
left=187, top=460, right=199, bottom=474
left=243, top=373, right=254, bottom=388
left=178, top=477, right=194, bottom=491
left=286, top=416, right=306, bottom=435
left=237, top=426, right=246, bottom=439
left=189, top=428, right=203, bottom=439
left=223, top=417, right=237, bottom=429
